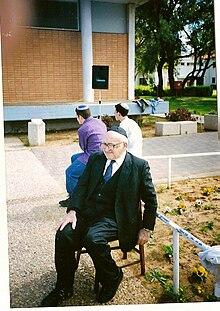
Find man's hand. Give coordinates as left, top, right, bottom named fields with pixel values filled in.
left=137, top=229, right=150, bottom=246
left=56, top=210, right=77, bottom=231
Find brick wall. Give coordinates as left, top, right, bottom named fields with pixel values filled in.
left=2, top=29, right=128, bottom=104
left=93, top=33, right=128, bottom=101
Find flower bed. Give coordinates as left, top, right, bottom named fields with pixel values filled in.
left=132, top=176, right=220, bottom=303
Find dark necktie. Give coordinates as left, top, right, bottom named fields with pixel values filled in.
left=103, top=160, right=115, bottom=183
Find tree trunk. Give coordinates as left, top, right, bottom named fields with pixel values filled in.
left=157, top=58, right=165, bottom=97
left=168, top=58, right=175, bottom=93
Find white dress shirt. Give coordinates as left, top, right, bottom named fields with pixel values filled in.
left=120, top=117, right=143, bottom=157
left=103, top=151, right=126, bottom=177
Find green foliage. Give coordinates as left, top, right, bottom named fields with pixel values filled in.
left=184, top=227, right=193, bottom=231
left=162, top=245, right=173, bottom=260
left=145, top=268, right=170, bottom=287
left=163, top=284, right=189, bottom=303
left=175, top=195, right=185, bottom=201
left=170, top=207, right=184, bottom=216
left=166, top=108, right=196, bottom=121
left=182, top=86, right=213, bottom=97
left=216, top=233, right=220, bottom=242
left=135, top=85, right=156, bottom=97
left=135, top=0, right=215, bottom=93
left=145, top=268, right=190, bottom=303
left=200, top=221, right=214, bottom=232
left=156, top=185, right=166, bottom=193
left=205, top=294, right=219, bottom=302
left=204, top=204, right=215, bottom=210
left=23, top=141, right=30, bottom=147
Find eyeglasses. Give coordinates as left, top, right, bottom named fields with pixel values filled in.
left=100, top=142, right=124, bottom=150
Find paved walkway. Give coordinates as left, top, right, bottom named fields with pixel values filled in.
left=143, top=131, right=220, bottom=184
left=4, top=131, right=220, bottom=202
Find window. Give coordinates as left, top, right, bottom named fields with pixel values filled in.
left=212, top=77, right=215, bottom=84
left=18, top=0, right=79, bottom=31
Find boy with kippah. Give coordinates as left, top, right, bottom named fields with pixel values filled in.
left=114, top=103, right=143, bottom=157
left=59, top=105, right=107, bottom=207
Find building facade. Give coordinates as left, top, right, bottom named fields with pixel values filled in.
left=2, top=0, right=148, bottom=106
left=135, top=56, right=216, bottom=89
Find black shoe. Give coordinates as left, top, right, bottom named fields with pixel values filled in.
left=59, top=196, right=71, bottom=207
left=97, top=268, right=123, bottom=303
left=41, top=288, right=73, bottom=307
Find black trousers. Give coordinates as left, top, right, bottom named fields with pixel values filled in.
left=55, top=217, right=119, bottom=291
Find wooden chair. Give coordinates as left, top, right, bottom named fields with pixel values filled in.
left=75, top=202, right=146, bottom=293
left=76, top=241, right=145, bottom=293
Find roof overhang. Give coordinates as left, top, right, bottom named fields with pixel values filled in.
left=94, top=0, right=150, bottom=7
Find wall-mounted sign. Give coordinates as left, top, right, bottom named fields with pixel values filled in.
left=92, top=66, right=109, bottom=89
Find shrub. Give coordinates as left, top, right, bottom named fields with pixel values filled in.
left=166, top=108, right=196, bottom=121
left=182, top=86, right=213, bottom=97
left=101, top=114, right=114, bottom=129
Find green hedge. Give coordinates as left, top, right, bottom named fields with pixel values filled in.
left=182, top=86, right=213, bottom=97
left=135, top=85, right=213, bottom=97
left=135, top=85, right=156, bottom=96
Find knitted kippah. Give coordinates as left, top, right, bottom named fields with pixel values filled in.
left=76, top=105, right=90, bottom=110
left=108, top=125, right=128, bottom=138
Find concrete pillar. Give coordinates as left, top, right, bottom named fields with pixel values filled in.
left=80, top=0, right=94, bottom=102
left=0, top=29, right=10, bottom=310
left=28, top=119, right=45, bottom=146
left=128, top=4, right=136, bottom=100
left=214, top=0, right=220, bottom=140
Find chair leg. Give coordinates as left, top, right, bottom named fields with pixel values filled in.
left=76, top=250, right=81, bottom=269
left=139, top=245, right=145, bottom=275
left=122, top=252, right=127, bottom=260
left=94, top=271, right=100, bottom=293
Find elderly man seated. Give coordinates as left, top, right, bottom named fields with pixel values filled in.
left=41, top=126, right=158, bottom=307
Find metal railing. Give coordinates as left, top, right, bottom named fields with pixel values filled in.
left=156, top=211, right=210, bottom=293
left=143, top=151, right=220, bottom=188
left=141, top=151, right=220, bottom=294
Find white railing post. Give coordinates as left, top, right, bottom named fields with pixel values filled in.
left=173, top=229, right=179, bottom=293
left=168, top=156, right=172, bottom=188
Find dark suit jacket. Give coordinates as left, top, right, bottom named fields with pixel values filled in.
left=67, top=151, right=158, bottom=252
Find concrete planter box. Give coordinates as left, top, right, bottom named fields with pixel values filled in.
left=204, top=114, right=218, bottom=131
left=178, top=121, right=197, bottom=135
left=155, top=121, right=197, bottom=136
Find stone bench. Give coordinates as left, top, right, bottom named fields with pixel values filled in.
left=155, top=121, right=197, bottom=136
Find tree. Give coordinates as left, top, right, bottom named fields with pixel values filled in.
left=177, top=0, right=215, bottom=88
left=136, top=0, right=183, bottom=95
left=135, top=0, right=215, bottom=94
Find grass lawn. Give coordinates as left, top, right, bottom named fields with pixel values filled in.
left=143, top=93, right=217, bottom=116
left=165, top=95, right=217, bottom=115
